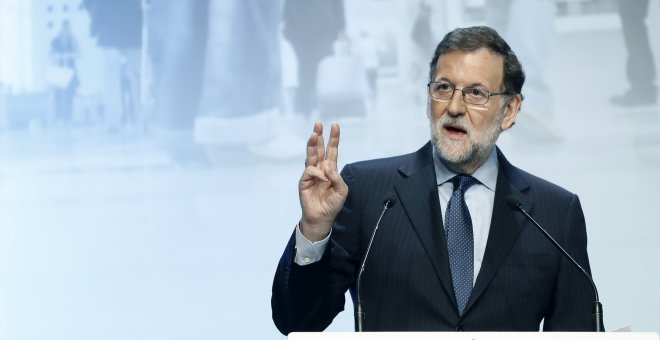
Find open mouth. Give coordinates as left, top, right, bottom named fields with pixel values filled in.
left=444, top=124, right=468, bottom=136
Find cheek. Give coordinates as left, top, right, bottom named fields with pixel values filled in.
left=470, top=115, right=487, bottom=129
left=466, top=109, right=496, bottom=131
left=428, top=102, right=445, bottom=120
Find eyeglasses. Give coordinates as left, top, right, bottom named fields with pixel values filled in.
left=427, top=81, right=511, bottom=105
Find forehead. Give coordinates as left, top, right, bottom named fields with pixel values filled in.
left=433, top=48, right=504, bottom=89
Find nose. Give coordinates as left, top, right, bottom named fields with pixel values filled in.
left=446, top=89, right=466, bottom=116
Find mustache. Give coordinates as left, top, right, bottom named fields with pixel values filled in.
left=437, top=116, right=471, bottom=133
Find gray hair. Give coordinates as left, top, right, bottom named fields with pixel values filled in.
left=429, top=26, right=525, bottom=95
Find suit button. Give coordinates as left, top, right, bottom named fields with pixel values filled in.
left=455, top=326, right=463, bottom=331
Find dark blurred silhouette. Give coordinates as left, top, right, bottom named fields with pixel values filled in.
left=50, top=20, right=80, bottom=125
left=486, top=0, right=560, bottom=141
left=81, top=0, right=144, bottom=129
left=611, top=0, right=658, bottom=107
left=147, top=0, right=209, bottom=129
left=193, top=0, right=283, bottom=154
left=198, top=0, right=281, bottom=121
left=411, top=2, right=434, bottom=57
left=316, top=33, right=368, bottom=119
left=354, top=30, right=380, bottom=111
left=410, top=1, right=434, bottom=104
left=120, top=55, right=136, bottom=126
left=81, top=0, right=142, bottom=49
left=282, top=0, right=345, bottom=118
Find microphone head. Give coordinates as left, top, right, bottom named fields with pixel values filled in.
left=383, top=192, right=398, bottom=208
left=506, top=194, right=523, bottom=210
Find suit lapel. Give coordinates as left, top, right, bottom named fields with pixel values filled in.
left=463, top=148, right=534, bottom=314
left=394, top=143, right=458, bottom=311
left=392, top=145, right=536, bottom=316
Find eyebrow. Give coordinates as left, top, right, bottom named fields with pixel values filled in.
left=433, top=77, right=489, bottom=89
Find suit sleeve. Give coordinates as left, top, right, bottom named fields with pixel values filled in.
left=543, top=194, right=601, bottom=331
left=271, top=164, right=362, bottom=335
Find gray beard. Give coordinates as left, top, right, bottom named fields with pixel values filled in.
left=430, top=113, right=503, bottom=173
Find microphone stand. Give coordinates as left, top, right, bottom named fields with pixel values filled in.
left=509, top=198, right=604, bottom=332
left=354, top=196, right=396, bottom=332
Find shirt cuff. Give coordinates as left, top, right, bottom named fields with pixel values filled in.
left=294, top=223, right=331, bottom=266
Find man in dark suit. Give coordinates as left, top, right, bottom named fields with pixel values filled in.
left=272, top=26, right=597, bottom=333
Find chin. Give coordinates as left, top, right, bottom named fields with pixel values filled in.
left=433, top=137, right=477, bottom=165
left=430, top=118, right=501, bottom=171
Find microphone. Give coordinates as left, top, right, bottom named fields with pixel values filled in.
left=506, top=195, right=604, bottom=332
left=355, top=192, right=397, bottom=332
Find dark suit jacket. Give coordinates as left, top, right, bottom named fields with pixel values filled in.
left=272, top=142, right=596, bottom=334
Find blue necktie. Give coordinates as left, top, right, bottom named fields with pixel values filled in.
left=444, top=175, right=478, bottom=315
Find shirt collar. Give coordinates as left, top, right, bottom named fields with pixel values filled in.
left=432, top=145, right=499, bottom=191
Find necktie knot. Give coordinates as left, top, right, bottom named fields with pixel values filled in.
left=451, top=175, right=479, bottom=194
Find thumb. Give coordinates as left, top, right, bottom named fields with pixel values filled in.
left=325, top=166, right=348, bottom=196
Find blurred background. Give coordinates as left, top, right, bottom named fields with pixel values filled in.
left=0, top=0, right=659, bottom=338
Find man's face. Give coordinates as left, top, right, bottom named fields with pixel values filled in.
left=428, top=47, right=520, bottom=172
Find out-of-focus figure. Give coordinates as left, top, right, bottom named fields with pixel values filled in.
left=610, top=0, right=658, bottom=107
left=316, top=32, right=368, bottom=120
left=120, top=54, right=137, bottom=127
left=411, top=2, right=434, bottom=56
left=81, top=0, right=142, bottom=130
left=49, top=20, right=80, bottom=125
left=282, top=0, right=345, bottom=119
left=145, top=0, right=207, bottom=131
left=486, top=0, right=560, bottom=141
left=410, top=1, right=435, bottom=104
left=353, top=30, right=380, bottom=112
left=194, top=0, right=282, bottom=154
left=280, top=29, right=299, bottom=120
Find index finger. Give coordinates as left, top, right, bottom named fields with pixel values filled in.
left=305, top=122, right=323, bottom=167
left=325, top=122, right=340, bottom=170
left=315, top=121, right=326, bottom=164
left=305, top=131, right=319, bottom=167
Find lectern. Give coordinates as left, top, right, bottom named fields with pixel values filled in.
left=289, top=332, right=659, bottom=340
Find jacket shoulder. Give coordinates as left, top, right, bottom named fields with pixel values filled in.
left=507, top=164, right=577, bottom=200
left=344, top=151, right=415, bottom=174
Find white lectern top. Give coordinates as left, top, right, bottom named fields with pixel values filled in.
left=289, top=332, right=659, bottom=340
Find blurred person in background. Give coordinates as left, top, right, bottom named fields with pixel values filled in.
left=280, top=27, right=299, bottom=122
left=119, top=54, right=137, bottom=127
left=239, top=23, right=307, bottom=161
left=50, top=20, right=80, bottom=126
left=316, top=32, right=368, bottom=120
left=411, top=1, right=434, bottom=61
left=410, top=1, right=435, bottom=104
left=486, top=0, right=560, bottom=141
left=282, top=0, right=345, bottom=125
left=610, top=0, right=658, bottom=107
left=193, top=0, right=283, bottom=159
left=144, top=0, right=208, bottom=132
left=82, top=0, right=142, bottom=131
left=354, top=30, right=381, bottom=113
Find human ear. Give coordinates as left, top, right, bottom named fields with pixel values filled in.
left=501, top=94, right=522, bottom=130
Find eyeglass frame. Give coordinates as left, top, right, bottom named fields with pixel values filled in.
left=427, top=81, right=517, bottom=106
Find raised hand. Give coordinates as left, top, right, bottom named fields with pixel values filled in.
left=299, top=122, right=348, bottom=242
